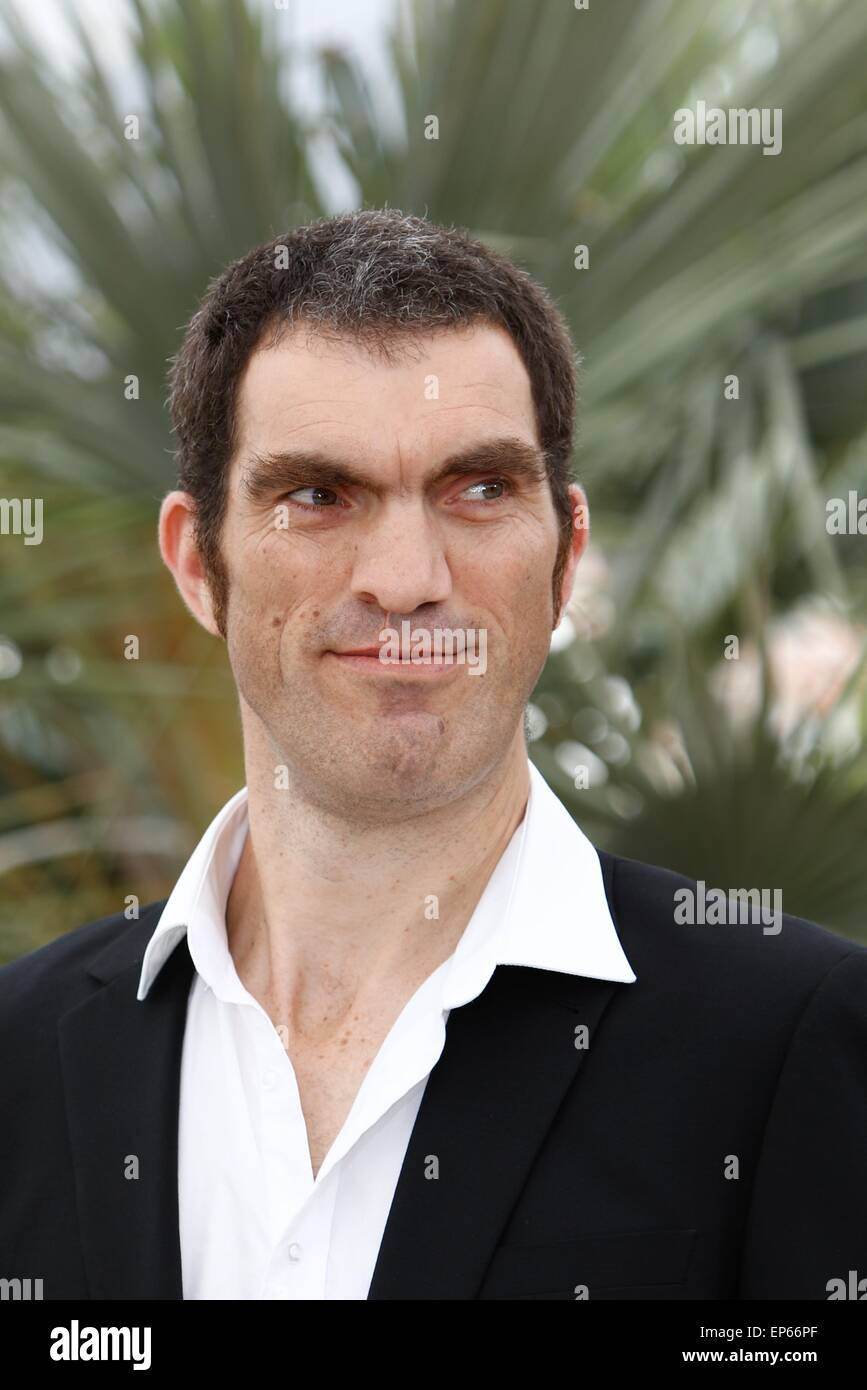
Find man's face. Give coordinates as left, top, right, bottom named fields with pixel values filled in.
left=194, top=323, right=582, bottom=819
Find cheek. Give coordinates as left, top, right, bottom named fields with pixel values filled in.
left=469, top=541, right=553, bottom=627
left=242, top=559, right=330, bottom=656
left=226, top=569, right=305, bottom=681
left=233, top=532, right=318, bottom=619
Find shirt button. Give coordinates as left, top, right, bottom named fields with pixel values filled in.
left=287, top=1242, right=302, bottom=1262
left=262, top=1067, right=277, bottom=1089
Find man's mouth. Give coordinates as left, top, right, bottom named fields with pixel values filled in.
left=326, top=647, right=460, bottom=677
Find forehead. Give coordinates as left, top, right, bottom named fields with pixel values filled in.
left=232, top=321, right=538, bottom=465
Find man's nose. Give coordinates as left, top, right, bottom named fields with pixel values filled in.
left=348, top=500, right=452, bottom=613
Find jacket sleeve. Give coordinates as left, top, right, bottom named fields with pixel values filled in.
left=737, top=946, right=867, bottom=1299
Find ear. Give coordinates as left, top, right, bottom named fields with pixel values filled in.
left=555, top=483, right=590, bottom=627
left=158, top=490, right=222, bottom=638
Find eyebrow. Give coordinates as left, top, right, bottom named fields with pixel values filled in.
left=239, top=437, right=549, bottom=504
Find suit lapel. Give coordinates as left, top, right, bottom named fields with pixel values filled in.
left=58, top=906, right=191, bottom=1299
left=367, top=963, right=621, bottom=1299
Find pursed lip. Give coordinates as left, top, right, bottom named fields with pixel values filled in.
left=326, top=648, right=461, bottom=676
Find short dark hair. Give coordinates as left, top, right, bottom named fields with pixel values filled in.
left=167, top=208, right=580, bottom=636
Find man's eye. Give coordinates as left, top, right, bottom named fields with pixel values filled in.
left=460, top=478, right=511, bottom=503
left=282, top=479, right=511, bottom=511
left=285, top=486, right=339, bottom=510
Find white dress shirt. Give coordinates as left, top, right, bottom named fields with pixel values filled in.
left=137, top=760, right=636, bottom=1300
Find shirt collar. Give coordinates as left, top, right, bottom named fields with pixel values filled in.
left=136, top=786, right=249, bottom=1003
left=137, top=762, right=635, bottom=1004
left=441, top=760, right=635, bottom=1010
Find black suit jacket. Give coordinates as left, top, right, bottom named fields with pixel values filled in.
left=1, top=850, right=866, bottom=1300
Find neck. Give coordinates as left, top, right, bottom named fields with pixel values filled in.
left=225, top=729, right=530, bottom=1045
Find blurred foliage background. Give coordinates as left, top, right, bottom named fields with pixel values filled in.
left=1, top=0, right=866, bottom=960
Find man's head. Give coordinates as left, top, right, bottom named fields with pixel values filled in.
left=160, top=209, right=589, bottom=817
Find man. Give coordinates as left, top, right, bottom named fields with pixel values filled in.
left=1, top=209, right=865, bottom=1301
